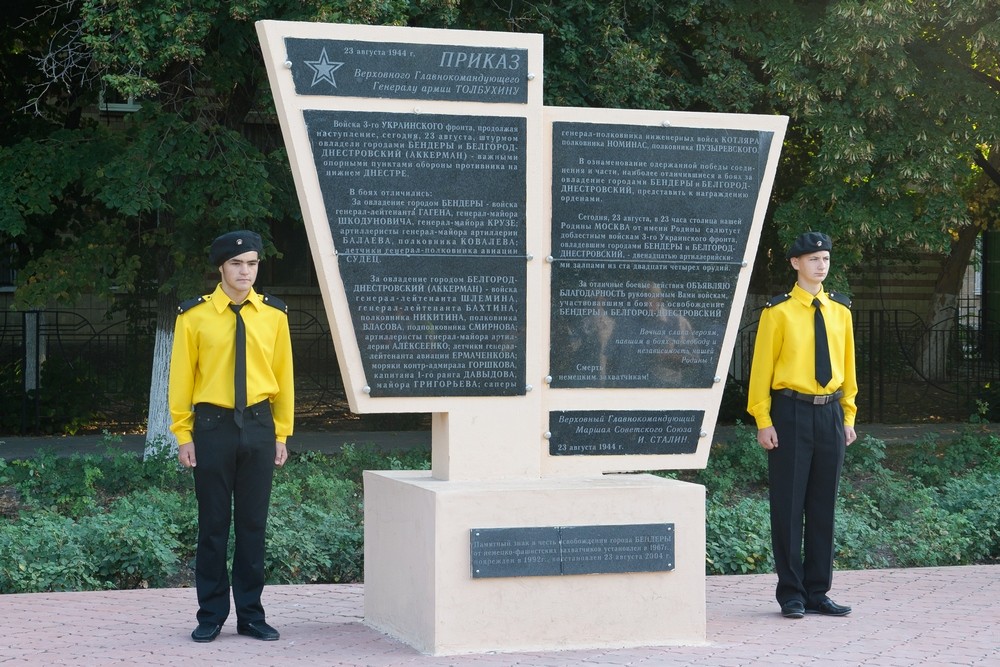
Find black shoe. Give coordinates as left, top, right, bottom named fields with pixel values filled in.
left=780, top=600, right=805, bottom=619
left=191, top=622, right=222, bottom=642
left=237, top=620, right=280, bottom=641
left=806, top=598, right=852, bottom=616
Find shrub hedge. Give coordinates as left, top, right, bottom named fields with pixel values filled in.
left=1, top=426, right=997, bottom=592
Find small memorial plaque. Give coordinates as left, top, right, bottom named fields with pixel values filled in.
left=471, top=524, right=675, bottom=578
left=286, top=38, right=529, bottom=103
left=548, top=410, right=703, bottom=456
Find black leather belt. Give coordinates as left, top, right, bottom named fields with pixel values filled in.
left=775, top=388, right=843, bottom=405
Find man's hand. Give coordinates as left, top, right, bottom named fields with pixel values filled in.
left=845, top=425, right=857, bottom=446
left=178, top=442, right=196, bottom=468
left=757, top=426, right=778, bottom=450
left=274, top=441, right=288, bottom=467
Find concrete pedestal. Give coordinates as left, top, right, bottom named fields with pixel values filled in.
left=363, top=471, right=706, bottom=655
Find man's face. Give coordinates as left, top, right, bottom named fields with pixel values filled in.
left=219, top=250, right=259, bottom=295
left=790, top=250, right=830, bottom=283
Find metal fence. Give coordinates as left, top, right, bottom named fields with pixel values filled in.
left=3, top=301, right=998, bottom=434
left=729, top=300, right=1000, bottom=424
left=1, top=306, right=344, bottom=434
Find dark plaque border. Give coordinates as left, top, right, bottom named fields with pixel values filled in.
left=471, top=524, right=675, bottom=578
left=286, top=38, right=529, bottom=103
left=548, top=410, right=703, bottom=456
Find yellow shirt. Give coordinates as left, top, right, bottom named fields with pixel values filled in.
left=169, top=283, right=294, bottom=445
left=747, top=283, right=857, bottom=429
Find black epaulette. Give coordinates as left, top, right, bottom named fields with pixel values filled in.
left=829, top=292, right=852, bottom=308
left=765, top=293, right=791, bottom=308
left=176, top=296, right=208, bottom=315
left=261, top=293, right=288, bottom=314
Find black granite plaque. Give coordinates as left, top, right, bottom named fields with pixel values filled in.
left=305, top=110, right=527, bottom=396
left=561, top=524, right=674, bottom=575
left=548, top=410, right=703, bottom=456
left=549, top=122, right=772, bottom=389
left=471, top=524, right=675, bottom=578
left=286, top=38, right=529, bottom=103
left=470, top=527, right=561, bottom=578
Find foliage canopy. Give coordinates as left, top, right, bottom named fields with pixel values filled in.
left=2, top=0, right=998, bottom=300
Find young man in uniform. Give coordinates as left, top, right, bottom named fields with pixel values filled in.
left=169, top=230, right=294, bottom=642
left=747, top=231, right=858, bottom=619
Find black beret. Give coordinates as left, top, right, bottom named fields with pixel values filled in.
left=210, top=230, right=263, bottom=266
left=786, top=232, right=832, bottom=259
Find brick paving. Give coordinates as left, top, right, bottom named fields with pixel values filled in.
left=1, top=565, right=997, bottom=666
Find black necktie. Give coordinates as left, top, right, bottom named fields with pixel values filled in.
left=231, top=303, right=247, bottom=427
left=813, top=298, right=832, bottom=388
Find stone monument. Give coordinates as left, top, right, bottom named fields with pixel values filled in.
left=257, top=20, right=787, bottom=655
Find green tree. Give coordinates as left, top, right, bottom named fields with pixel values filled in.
left=758, top=1, right=1000, bottom=375
left=4, top=0, right=999, bottom=439
left=0, top=0, right=460, bottom=451
left=459, top=0, right=1000, bottom=369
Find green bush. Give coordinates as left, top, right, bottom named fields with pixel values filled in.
left=94, top=434, right=192, bottom=495
left=694, top=422, right=768, bottom=496
left=0, top=440, right=433, bottom=592
left=844, top=433, right=888, bottom=469
left=838, top=438, right=996, bottom=569
left=901, top=430, right=1000, bottom=487
left=938, top=472, right=1000, bottom=562
left=84, top=490, right=189, bottom=589
left=885, top=504, right=982, bottom=567
left=317, top=442, right=432, bottom=486
left=0, top=511, right=105, bottom=592
left=266, top=474, right=363, bottom=584
left=2, top=429, right=999, bottom=592
left=6, top=451, right=104, bottom=516
left=833, top=494, right=891, bottom=570
left=705, top=496, right=772, bottom=574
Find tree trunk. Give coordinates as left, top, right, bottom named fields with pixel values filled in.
left=917, top=145, right=1000, bottom=380
left=916, top=225, right=980, bottom=380
left=144, top=290, right=179, bottom=458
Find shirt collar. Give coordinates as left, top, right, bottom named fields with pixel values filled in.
left=209, top=283, right=262, bottom=314
left=790, top=282, right=827, bottom=306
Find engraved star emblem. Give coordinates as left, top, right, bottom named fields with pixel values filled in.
left=304, top=48, right=344, bottom=88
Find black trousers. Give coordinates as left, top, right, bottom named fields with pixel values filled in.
left=192, top=401, right=276, bottom=625
left=767, top=392, right=845, bottom=606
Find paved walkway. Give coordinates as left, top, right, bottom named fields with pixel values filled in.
left=2, top=565, right=997, bottom=665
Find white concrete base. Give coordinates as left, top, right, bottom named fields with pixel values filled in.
left=363, top=471, right=706, bottom=655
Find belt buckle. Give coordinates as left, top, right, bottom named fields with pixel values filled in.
left=813, top=395, right=825, bottom=405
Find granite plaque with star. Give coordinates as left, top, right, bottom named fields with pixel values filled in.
left=285, top=38, right=530, bottom=103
